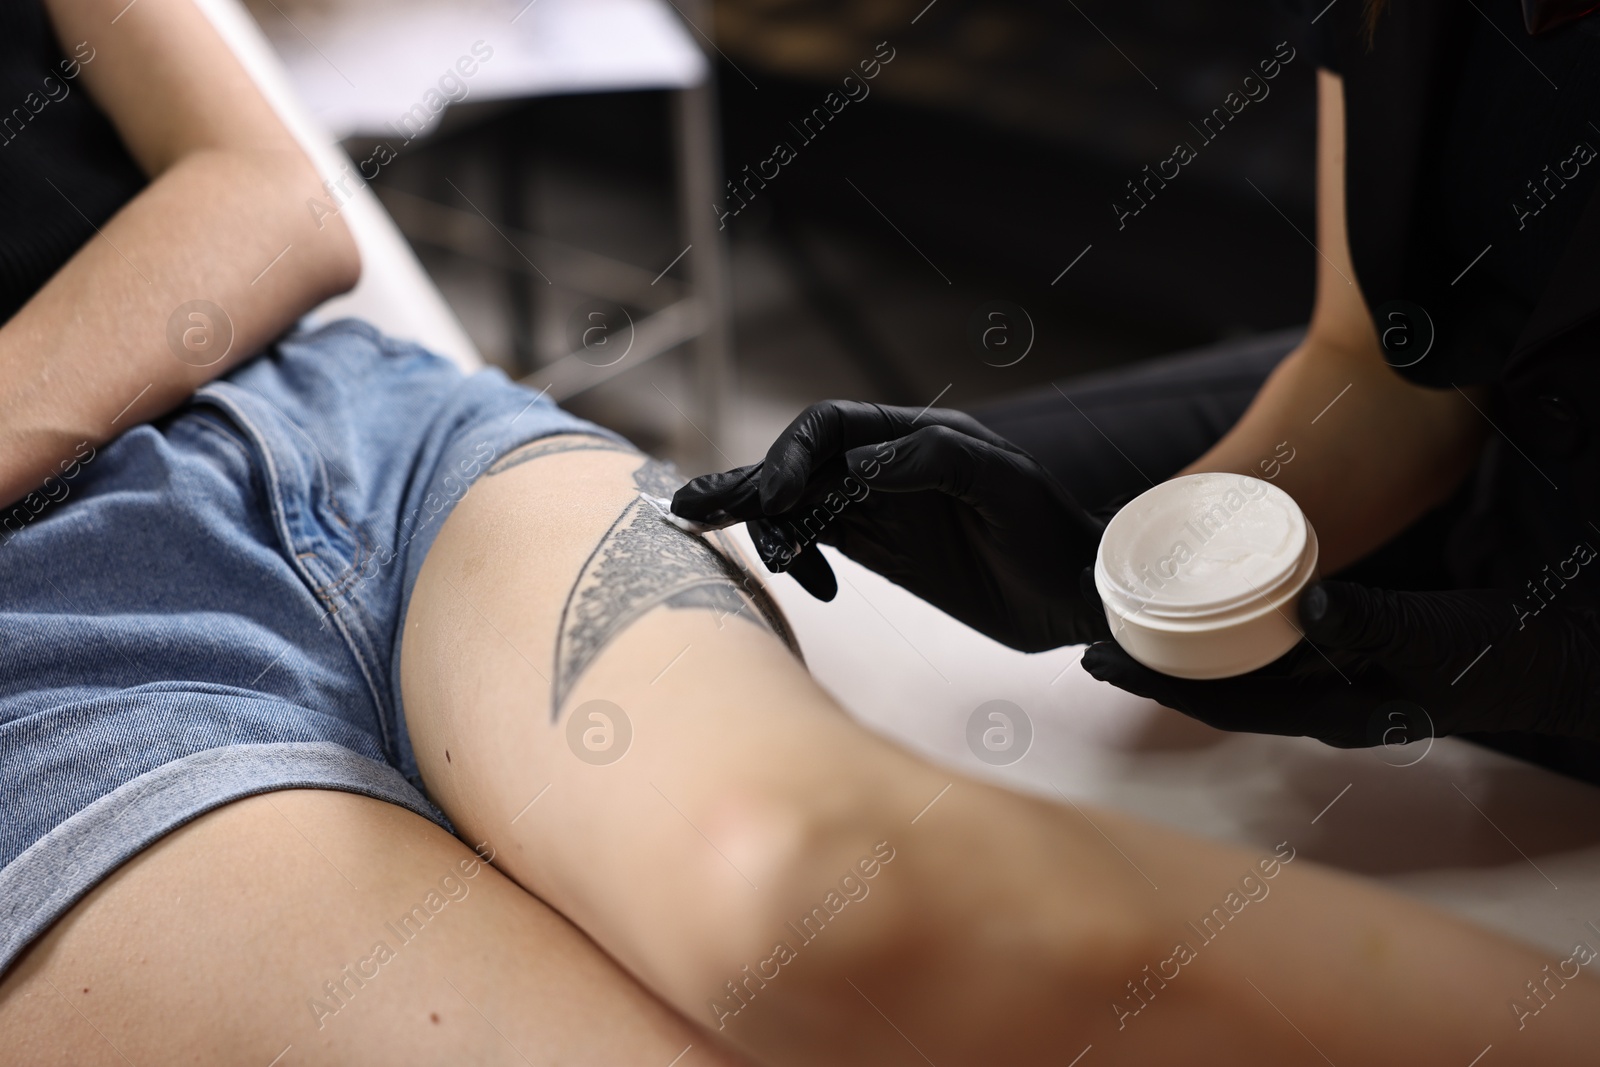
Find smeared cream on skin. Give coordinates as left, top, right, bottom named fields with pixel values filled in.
left=640, top=492, right=731, bottom=534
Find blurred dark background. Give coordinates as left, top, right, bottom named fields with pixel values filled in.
left=357, top=0, right=1317, bottom=468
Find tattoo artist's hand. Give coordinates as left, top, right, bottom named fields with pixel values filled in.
left=671, top=400, right=1111, bottom=652
left=1081, top=579, right=1600, bottom=746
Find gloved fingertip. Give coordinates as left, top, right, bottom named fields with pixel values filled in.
left=1298, top=581, right=1331, bottom=626
left=672, top=464, right=763, bottom=520
left=668, top=492, right=710, bottom=521
left=1081, top=641, right=1174, bottom=695
left=1079, top=641, right=1119, bottom=679
left=668, top=478, right=706, bottom=511
left=1297, top=580, right=1361, bottom=644
left=787, top=545, right=838, bottom=602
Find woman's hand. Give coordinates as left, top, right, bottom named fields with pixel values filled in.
left=1082, top=579, right=1600, bottom=746
left=672, top=400, right=1111, bottom=652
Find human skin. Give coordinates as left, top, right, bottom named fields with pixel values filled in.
left=3, top=437, right=1595, bottom=1065
left=0, top=789, right=754, bottom=1066
left=0, top=0, right=360, bottom=510
left=1178, top=69, right=1489, bottom=573
left=399, top=436, right=1600, bottom=1066
left=0, top=3, right=756, bottom=1062
left=2, top=3, right=1596, bottom=1062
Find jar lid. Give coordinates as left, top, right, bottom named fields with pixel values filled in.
left=1095, top=473, right=1309, bottom=620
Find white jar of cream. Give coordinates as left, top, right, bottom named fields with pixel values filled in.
left=1092, top=472, right=1319, bottom=680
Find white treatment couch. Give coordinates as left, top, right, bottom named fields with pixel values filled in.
left=201, top=0, right=1600, bottom=963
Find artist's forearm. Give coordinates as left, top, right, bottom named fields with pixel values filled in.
left=0, top=147, right=358, bottom=508
left=1179, top=341, right=1485, bottom=573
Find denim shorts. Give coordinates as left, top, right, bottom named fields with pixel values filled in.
left=0, top=319, right=624, bottom=977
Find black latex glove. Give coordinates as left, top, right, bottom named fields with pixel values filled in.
left=671, top=400, right=1111, bottom=652
left=1081, top=579, right=1600, bottom=747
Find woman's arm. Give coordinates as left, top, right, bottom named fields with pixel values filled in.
left=0, top=0, right=360, bottom=509
left=1180, top=69, right=1486, bottom=573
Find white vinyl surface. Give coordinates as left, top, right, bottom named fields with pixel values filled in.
left=745, top=532, right=1600, bottom=960
left=260, top=0, right=707, bottom=139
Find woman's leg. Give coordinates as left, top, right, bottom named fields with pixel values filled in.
left=0, top=789, right=749, bottom=1067
left=400, top=435, right=1600, bottom=1066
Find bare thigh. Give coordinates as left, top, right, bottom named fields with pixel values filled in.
left=397, top=434, right=1600, bottom=1067
left=398, top=436, right=1135, bottom=1063
left=0, top=789, right=747, bottom=1067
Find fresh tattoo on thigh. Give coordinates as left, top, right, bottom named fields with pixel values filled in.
left=494, top=440, right=799, bottom=718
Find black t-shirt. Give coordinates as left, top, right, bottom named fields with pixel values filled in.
left=1308, top=0, right=1600, bottom=383
left=1306, top=2, right=1600, bottom=783
left=0, top=2, right=147, bottom=323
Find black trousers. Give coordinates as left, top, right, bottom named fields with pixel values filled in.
left=970, top=328, right=1600, bottom=784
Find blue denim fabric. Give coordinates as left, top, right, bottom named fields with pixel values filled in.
left=0, top=319, right=624, bottom=976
